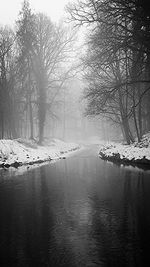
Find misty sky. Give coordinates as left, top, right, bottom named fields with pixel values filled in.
left=0, top=0, right=71, bottom=26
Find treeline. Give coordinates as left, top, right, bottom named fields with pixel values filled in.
left=67, top=0, right=150, bottom=143
left=0, top=0, right=74, bottom=143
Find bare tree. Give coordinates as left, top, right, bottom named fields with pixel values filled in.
left=67, top=0, right=150, bottom=143
left=33, top=13, right=76, bottom=143
left=0, top=26, right=17, bottom=138
left=16, top=0, right=37, bottom=139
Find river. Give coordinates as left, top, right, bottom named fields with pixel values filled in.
left=0, top=145, right=150, bottom=267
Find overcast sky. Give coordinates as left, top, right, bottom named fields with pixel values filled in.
left=0, top=0, right=71, bottom=26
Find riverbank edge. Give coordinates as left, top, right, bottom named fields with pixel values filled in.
left=0, top=139, right=80, bottom=169
left=99, top=143, right=150, bottom=168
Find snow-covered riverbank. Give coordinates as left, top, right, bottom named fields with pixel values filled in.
left=99, top=133, right=150, bottom=167
left=0, top=138, right=80, bottom=168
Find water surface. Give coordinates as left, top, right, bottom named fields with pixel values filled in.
left=0, top=145, right=150, bottom=266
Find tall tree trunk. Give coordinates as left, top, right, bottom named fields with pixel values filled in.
left=133, top=106, right=140, bottom=142
left=118, top=85, right=132, bottom=144
left=133, top=86, right=140, bottom=141
left=38, top=85, right=46, bottom=144
left=137, top=86, right=142, bottom=139
left=122, top=117, right=132, bottom=144
left=36, top=66, right=47, bottom=144
left=28, top=60, right=34, bottom=139
left=1, top=111, right=4, bottom=139
left=29, top=99, right=34, bottom=139
left=38, top=99, right=46, bottom=144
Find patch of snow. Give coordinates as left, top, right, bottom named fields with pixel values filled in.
left=0, top=139, right=80, bottom=168
left=99, top=133, right=150, bottom=167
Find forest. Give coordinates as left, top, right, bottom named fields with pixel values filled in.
left=0, top=0, right=79, bottom=144
left=1, top=0, right=150, bottom=145
left=67, top=0, right=150, bottom=144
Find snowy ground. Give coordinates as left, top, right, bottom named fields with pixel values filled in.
left=99, top=132, right=150, bottom=167
left=0, top=138, right=80, bottom=168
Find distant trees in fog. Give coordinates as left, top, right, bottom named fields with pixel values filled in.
left=67, top=0, right=150, bottom=143
left=0, top=0, right=75, bottom=143
left=0, top=27, right=17, bottom=138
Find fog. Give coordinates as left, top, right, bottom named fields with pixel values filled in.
left=0, top=0, right=149, bottom=146
left=0, top=0, right=121, bottom=145
left=1, top=1, right=150, bottom=266
left=43, top=78, right=122, bottom=144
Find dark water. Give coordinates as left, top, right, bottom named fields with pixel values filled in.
left=0, top=145, right=150, bottom=267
